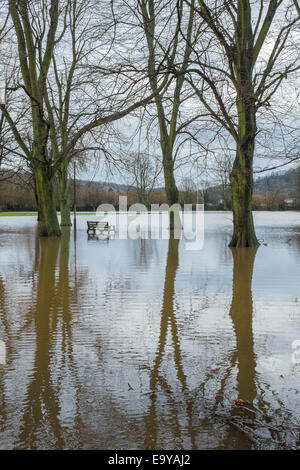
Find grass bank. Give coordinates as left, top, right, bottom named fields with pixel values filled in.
left=0, top=212, right=96, bottom=216
left=0, top=212, right=37, bottom=216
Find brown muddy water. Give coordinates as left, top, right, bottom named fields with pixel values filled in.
left=0, top=211, right=300, bottom=450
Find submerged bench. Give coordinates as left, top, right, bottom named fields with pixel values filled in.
left=87, top=221, right=116, bottom=235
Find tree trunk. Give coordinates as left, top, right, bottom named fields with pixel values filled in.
left=33, top=177, right=42, bottom=222
left=230, top=149, right=258, bottom=247
left=34, top=165, right=61, bottom=237
left=163, top=156, right=179, bottom=230
left=222, top=184, right=228, bottom=210
left=58, top=164, right=72, bottom=226
left=229, top=0, right=259, bottom=248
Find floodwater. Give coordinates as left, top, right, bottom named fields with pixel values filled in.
left=0, top=211, right=300, bottom=450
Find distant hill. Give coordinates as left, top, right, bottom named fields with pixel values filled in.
left=74, top=169, right=300, bottom=202
left=253, top=168, right=299, bottom=197
left=206, top=167, right=299, bottom=200
left=75, top=179, right=132, bottom=193
left=86, top=168, right=300, bottom=195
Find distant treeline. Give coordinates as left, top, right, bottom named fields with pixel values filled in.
left=0, top=176, right=168, bottom=211
left=0, top=172, right=299, bottom=212
left=0, top=177, right=205, bottom=211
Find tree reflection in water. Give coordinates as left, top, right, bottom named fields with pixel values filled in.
left=229, top=248, right=257, bottom=404
left=16, top=229, right=84, bottom=449
left=144, top=237, right=196, bottom=449
left=144, top=244, right=259, bottom=449
left=220, top=247, right=258, bottom=449
left=0, top=223, right=299, bottom=449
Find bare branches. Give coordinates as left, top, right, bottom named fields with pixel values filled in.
left=253, top=0, right=282, bottom=63
left=293, top=0, right=300, bottom=15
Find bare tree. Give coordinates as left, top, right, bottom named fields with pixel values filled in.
left=211, top=151, right=233, bottom=210
left=179, top=177, right=197, bottom=204
left=117, top=0, right=205, bottom=228
left=0, top=0, right=68, bottom=235
left=0, top=0, right=157, bottom=236
left=122, top=151, right=161, bottom=206
left=183, top=0, right=300, bottom=246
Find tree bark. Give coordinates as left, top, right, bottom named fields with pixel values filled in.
left=163, top=156, right=179, bottom=230
left=230, top=149, right=258, bottom=247
left=32, top=176, right=42, bottom=222
left=34, top=164, right=61, bottom=237
left=58, top=163, right=71, bottom=226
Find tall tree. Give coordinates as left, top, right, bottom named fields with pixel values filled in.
left=1, top=0, right=65, bottom=236
left=133, top=0, right=202, bottom=228
left=185, top=0, right=300, bottom=246
left=45, top=0, right=122, bottom=226
left=0, top=0, right=156, bottom=235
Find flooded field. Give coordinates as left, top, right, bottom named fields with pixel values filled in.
left=0, top=211, right=300, bottom=450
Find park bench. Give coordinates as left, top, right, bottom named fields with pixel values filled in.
left=87, top=221, right=115, bottom=235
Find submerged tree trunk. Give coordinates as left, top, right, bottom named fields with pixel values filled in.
left=230, top=149, right=258, bottom=247
left=34, top=164, right=61, bottom=237
left=58, top=163, right=72, bottom=227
